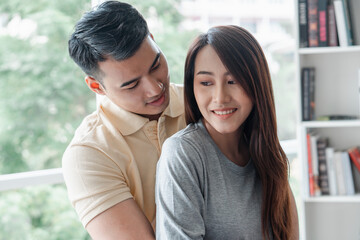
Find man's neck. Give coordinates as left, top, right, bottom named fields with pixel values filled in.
left=143, top=112, right=162, bottom=121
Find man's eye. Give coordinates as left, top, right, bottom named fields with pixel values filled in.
left=200, top=81, right=211, bottom=86
left=127, top=81, right=139, bottom=90
left=151, top=63, right=160, bottom=72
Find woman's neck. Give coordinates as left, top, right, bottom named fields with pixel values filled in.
left=202, top=119, right=250, bottom=166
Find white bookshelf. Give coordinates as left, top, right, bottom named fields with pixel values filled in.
left=295, top=1, right=360, bottom=239
left=298, top=45, right=360, bottom=54
left=301, top=120, right=360, bottom=128
left=304, top=194, right=360, bottom=203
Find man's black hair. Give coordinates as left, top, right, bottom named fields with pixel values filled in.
left=68, top=1, right=149, bottom=80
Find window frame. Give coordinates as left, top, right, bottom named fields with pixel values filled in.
left=0, top=140, right=297, bottom=192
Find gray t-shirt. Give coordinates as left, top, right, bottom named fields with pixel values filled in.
left=155, top=120, right=266, bottom=240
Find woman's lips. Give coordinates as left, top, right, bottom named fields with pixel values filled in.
left=211, top=108, right=237, bottom=119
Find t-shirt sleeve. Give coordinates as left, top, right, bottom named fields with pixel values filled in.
left=62, top=145, right=133, bottom=227
left=155, top=136, right=205, bottom=240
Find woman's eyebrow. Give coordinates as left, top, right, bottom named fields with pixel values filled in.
left=196, top=71, right=213, bottom=75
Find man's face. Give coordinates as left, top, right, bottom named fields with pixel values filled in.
left=95, top=36, right=170, bottom=120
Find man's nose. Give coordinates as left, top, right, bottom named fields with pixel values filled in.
left=143, top=75, right=163, bottom=97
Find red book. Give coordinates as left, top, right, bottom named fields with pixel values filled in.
left=348, top=147, right=360, bottom=172
left=318, top=0, right=328, bottom=46
left=307, top=133, right=315, bottom=196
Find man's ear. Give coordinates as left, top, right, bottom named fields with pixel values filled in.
left=85, top=76, right=105, bottom=95
left=150, top=33, right=155, bottom=41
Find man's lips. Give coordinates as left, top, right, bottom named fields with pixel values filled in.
left=147, top=91, right=166, bottom=106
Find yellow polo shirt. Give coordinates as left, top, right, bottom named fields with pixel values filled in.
left=62, top=83, right=186, bottom=227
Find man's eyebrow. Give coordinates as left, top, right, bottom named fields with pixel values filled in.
left=149, top=52, right=161, bottom=70
left=120, top=52, right=161, bottom=88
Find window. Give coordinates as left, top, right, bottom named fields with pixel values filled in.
left=0, top=0, right=93, bottom=238
left=0, top=0, right=95, bottom=175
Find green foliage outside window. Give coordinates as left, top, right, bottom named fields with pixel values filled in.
left=0, top=184, right=91, bottom=240
left=0, top=0, right=94, bottom=174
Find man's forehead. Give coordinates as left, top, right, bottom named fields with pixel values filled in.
left=98, top=38, right=161, bottom=83
left=116, top=37, right=159, bottom=67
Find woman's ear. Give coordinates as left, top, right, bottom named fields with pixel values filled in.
left=85, top=76, right=105, bottom=95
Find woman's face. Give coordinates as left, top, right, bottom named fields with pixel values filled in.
left=193, top=45, right=253, bottom=136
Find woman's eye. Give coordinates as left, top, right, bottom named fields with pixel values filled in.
left=200, top=81, right=211, bottom=86
left=228, top=80, right=236, bottom=85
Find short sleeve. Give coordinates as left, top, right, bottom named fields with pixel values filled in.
left=155, top=136, right=206, bottom=240
left=62, top=145, right=133, bottom=227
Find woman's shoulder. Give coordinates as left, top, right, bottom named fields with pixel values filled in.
left=164, top=122, right=207, bottom=148
left=160, top=122, right=207, bottom=167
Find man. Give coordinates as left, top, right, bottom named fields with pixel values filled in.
left=62, top=1, right=186, bottom=239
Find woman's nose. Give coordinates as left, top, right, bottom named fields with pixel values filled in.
left=213, top=85, right=230, bottom=104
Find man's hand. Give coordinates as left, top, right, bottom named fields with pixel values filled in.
left=86, top=198, right=155, bottom=240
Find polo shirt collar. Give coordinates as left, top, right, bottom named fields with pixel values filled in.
left=162, top=84, right=183, bottom=119
left=100, top=84, right=183, bottom=136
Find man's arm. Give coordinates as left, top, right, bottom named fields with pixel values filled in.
left=63, top=144, right=155, bottom=239
left=86, top=198, right=155, bottom=240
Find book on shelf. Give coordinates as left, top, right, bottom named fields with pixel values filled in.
left=333, top=0, right=353, bottom=46
left=318, top=0, right=328, bottom=46
left=309, top=144, right=360, bottom=197
left=298, top=0, right=360, bottom=47
left=327, top=0, right=339, bottom=46
left=311, top=134, right=322, bottom=196
left=308, top=0, right=319, bottom=47
left=324, top=148, right=357, bottom=196
left=350, top=159, right=360, bottom=193
left=348, top=0, right=360, bottom=45
left=358, top=69, right=360, bottom=117
left=307, top=133, right=321, bottom=196
left=301, top=67, right=316, bottom=121
left=334, top=151, right=347, bottom=195
left=307, top=133, right=316, bottom=196
left=341, top=152, right=355, bottom=195
left=299, top=0, right=309, bottom=47
left=348, top=147, right=360, bottom=172
left=317, top=137, right=330, bottom=195
left=325, top=147, right=338, bottom=195
left=316, top=114, right=358, bottom=121
left=348, top=147, right=360, bottom=193
left=309, top=68, right=315, bottom=120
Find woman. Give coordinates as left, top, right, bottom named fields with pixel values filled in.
left=155, top=25, right=299, bottom=239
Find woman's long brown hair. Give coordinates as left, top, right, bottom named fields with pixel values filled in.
left=184, top=25, right=294, bottom=239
